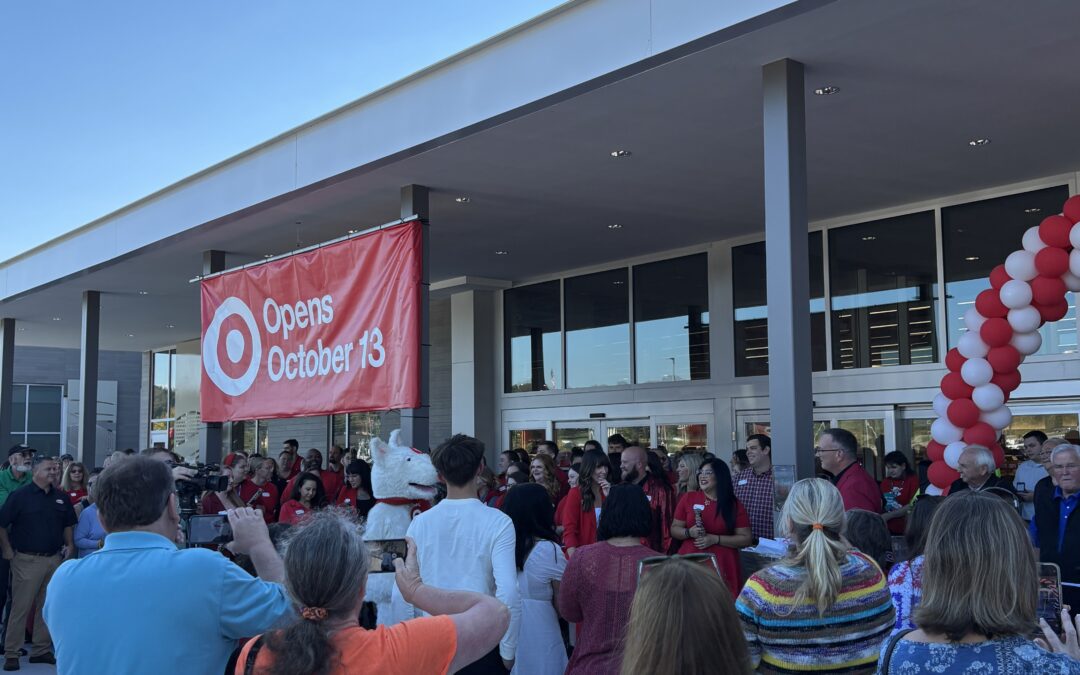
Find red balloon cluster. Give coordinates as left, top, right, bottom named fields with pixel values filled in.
left=926, top=196, right=1080, bottom=492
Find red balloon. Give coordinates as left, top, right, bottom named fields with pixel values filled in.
left=987, top=345, right=1022, bottom=373
left=947, top=399, right=980, bottom=428
left=928, top=461, right=960, bottom=489
left=991, top=369, right=1022, bottom=394
left=989, top=264, right=1012, bottom=291
left=945, top=348, right=966, bottom=373
left=1064, top=195, right=1080, bottom=224
left=926, top=440, right=946, bottom=463
left=1035, top=247, right=1070, bottom=277
left=1036, top=298, right=1070, bottom=323
left=975, top=289, right=1008, bottom=319
left=963, top=422, right=997, bottom=447
left=1030, top=275, right=1067, bottom=306
left=1040, top=215, right=1074, bottom=249
left=941, top=372, right=975, bottom=400
left=979, top=318, right=1013, bottom=348
left=990, top=443, right=1006, bottom=469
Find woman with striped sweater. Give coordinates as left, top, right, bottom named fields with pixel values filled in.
left=735, top=478, right=894, bottom=674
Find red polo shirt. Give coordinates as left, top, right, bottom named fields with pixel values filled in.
left=238, top=479, right=279, bottom=523
left=833, top=462, right=882, bottom=513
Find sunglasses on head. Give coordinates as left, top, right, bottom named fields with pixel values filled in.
left=637, top=553, right=721, bottom=581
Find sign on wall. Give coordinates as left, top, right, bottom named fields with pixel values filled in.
left=199, top=221, right=422, bottom=422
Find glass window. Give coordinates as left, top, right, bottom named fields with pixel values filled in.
left=11, top=386, right=24, bottom=434
left=656, top=423, right=707, bottom=452
left=942, top=186, right=1075, bottom=355
left=607, top=424, right=651, bottom=448
left=633, top=254, right=710, bottom=382
left=732, top=232, right=826, bottom=376
left=834, top=418, right=886, bottom=480
left=829, top=213, right=938, bottom=369
left=565, top=269, right=630, bottom=388
left=509, top=429, right=546, bottom=452
left=331, top=414, right=347, bottom=448
left=27, top=386, right=61, bottom=432
left=504, top=281, right=562, bottom=392
left=347, top=412, right=386, bottom=459
left=26, top=434, right=61, bottom=456
left=8, top=385, right=63, bottom=453
left=554, top=426, right=594, bottom=453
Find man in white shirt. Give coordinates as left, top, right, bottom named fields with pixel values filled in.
left=407, top=434, right=521, bottom=674
left=1016, top=430, right=1049, bottom=520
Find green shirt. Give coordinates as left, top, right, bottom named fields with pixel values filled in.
left=0, top=467, right=31, bottom=509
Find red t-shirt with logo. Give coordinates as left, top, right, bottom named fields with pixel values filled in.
left=238, top=479, right=279, bottom=523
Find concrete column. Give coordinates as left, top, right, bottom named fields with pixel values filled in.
left=200, top=250, right=225, bottom=464
left=450, top=290, right=497, bottom=455
left=0, top=319, right=14, bottom=445
left=399, top=185, right=431, bottom=450
left=762, top=59, right=814, bottom=478
left=79, top=291, right=101, bottom=465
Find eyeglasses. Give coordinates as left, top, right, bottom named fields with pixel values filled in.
left=814, top=447, right=841, bottom=455
left=637, top=553, right=720, bottom=581
left=697, top=470, right=715, bottom=477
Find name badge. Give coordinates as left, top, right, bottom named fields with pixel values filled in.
left=737, top=479, right=749, bottom=486
left=262, top=492, right=271, bottom=498
left=295, top=509, right=305, bottom=515
left=344, top=499, right=352, bottom=504
left=646, top=495, right=653, bottom=502
left=55, top=499, right=65, bottom=505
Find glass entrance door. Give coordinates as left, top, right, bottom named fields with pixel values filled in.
left=603, top=420, right=652, bottom=449
left=554, top=421, right=601, bottom=453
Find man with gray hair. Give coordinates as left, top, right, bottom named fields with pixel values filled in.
left=1031, top=443, right=1080, bottom=609
left=948, top=445, right=1016, bottom=495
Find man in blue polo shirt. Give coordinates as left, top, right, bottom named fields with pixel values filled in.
left=1030, top=443, right=1080, bottom=611
left=43, top=455, right=292, bottom=674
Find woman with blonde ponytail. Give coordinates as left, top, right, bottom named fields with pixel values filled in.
left=734, top=479, right=893, bottom=674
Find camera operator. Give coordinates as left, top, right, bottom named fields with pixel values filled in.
left=43, top=455, right=292, bottom=675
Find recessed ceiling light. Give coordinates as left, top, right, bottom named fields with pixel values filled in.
left=965, top=256, right=980, bottom=261
left=861, top=236, right=877, bottom=241
left=968, top=138, right=990, bottom=147
left=455, top=196, right=471, bottom=203
left=608, top=224, right=622, bottom=230
left=347, top=229, right=359, bottom=234
left=263, top=254, right=274, bottom=259
left=51, top=317, right=61, bottom=321
left=609, top=150, right=632, bottom=158
left=813, top=85, right=839, bottom=96
left=127, top=334, right=135, bottom=338
left=1024, top=208, right=1042, bottom=214
left=137, top=290, right=148, bottom=295
left=613, top=280, right=625, bottom=286
left=166, top=324, right=175, bottom=329
left=495, top=250, right=509, bottom=256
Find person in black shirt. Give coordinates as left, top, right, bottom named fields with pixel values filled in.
left=0, top=456, right=76, bottom=669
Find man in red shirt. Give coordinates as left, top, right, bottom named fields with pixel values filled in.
left=238, top=457, right=279, bottom=523
left=281, top=448, right=343, bottom=504
left=816, top=428, right=882, bottom=513
left=619, top=446, right=675, bottom=552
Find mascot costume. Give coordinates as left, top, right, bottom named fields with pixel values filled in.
left=363, top=429, right=439, bottom=625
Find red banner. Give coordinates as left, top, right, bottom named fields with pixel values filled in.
left=200, top=221, right=422, bottom=422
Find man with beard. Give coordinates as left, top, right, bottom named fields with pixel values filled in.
left=619, top=446, right=674, bottom=553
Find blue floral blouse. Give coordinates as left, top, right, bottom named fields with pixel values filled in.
left=879, top=635, right=1080, bottom=674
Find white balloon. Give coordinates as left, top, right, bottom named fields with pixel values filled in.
left=1063, top=271, right=1080, bottom=293
left=932, top=417, right=964, bottom=445
left=1005, top=250, right=1038, bottom=282
left=932, top=393, right=952, bottom=418
left=961, top=358, right=994, bottom=387
left=972, top=383, right=1005, bottom=412
left=963, top=307, right=987, bottom=333
left=957, top=331, right=990, bottom=359
left=1071, top=221, right=1080, bottom=250
left=1022, top=226, right=1048, bottom=253
left=1007, top=306, right=1042, bottom=333
left=944, top=441, right=967, bottom=469
left=999, top=280, right=1033, bottom=309
left=925, top=484, right=945, bottom=496
left=1070, top=249, right=1080, bottom=279
left=980, top=404, right=1013, bottom=430
left=1011, top=330, right=1043, bottom=356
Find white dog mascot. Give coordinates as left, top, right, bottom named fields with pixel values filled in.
left=363, top=429, right=439, bottom=625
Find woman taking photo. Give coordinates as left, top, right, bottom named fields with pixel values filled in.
left=529, top=454, right=562, bottom=505
left=671, top=458, right=752, bottom=594
left=561, top=449, right=613, bottom=556
left=502, top=483, right=567, bottom=675
left=559, top=484, right=655, bottom=675
left=278, top=472, right=328, bottom=525
left=880, top=451, right=919, bottom=536
left=675, top=453, right=703, bottom=497
left=736, top=478, right=893, bottom=673
left=61, top=461, right=89, bottom=505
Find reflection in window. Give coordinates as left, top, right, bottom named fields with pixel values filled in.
left=554, top=426, right=594, bottom=453
left=150, top=350, right=176, bottom=448
left=607, top=424, right=651, bottom=448
left=509, top=429, right=546, bottom=451
left=565, top=269, right=630, bottom=388
left=657, top=423, right=707, bottom=452
left=829, top=213, right=938, bottom=369
left=732, top=232, right=826, bottom=376
left=9, top=385, right=62, bottom=455
left=634, top=254, right=710, bottom=383
left=942, top=186, right=1075, bottom=355
left=504, top=281, right=562, bottom=392
left=329, top=412, right=393, bottom=460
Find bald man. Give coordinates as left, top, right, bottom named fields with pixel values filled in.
left=619, top=447, right=675, bottom=553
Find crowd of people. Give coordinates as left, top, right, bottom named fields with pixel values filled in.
left=0, top=425, right=1073, bottom=673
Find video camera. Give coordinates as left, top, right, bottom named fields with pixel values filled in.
left=171, top=463, right=230, bottom=517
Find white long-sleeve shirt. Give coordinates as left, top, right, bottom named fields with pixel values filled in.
left=407, top=497, right=521, bottom=661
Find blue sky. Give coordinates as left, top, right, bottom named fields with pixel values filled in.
left=0, top=1, right=562, bottom=262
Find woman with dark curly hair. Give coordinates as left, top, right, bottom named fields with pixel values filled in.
left=277, top=472, right=328, bottom=525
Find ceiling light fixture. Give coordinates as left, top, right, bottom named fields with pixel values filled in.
left=347, top=229, right=359, bottom=234
left=138, top=290, right=148, bottom=295
left=861, top=236, right=877, bottom=241
left=608, top=223, right=622, bottom=230
left=455, top=196, right=471, bottom=203
left=51, top=317, right=61, bottom=321
left=964, top=256, right=980, bottom=261
left=495, top=250, right=509, bottom=256
left=813, top=85, right=839, bottom=96
left=166, top=324, right=175, bottom=329
left=968, top=138, right=990, bottom=147
left=127, top=334, right=135, bottom=338
left=609, top=150, right=632, bottom=158
left=263, top=254, right=274, bottom=259
left=1024, top=208, right=1042, bottom=214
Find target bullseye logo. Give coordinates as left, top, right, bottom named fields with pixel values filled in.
left=203, top=296, right=262, bottom=396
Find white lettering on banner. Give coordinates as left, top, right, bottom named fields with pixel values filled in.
left=262, top=295, right=335, bottom=341
left=266, top=331, right=381, bottom=382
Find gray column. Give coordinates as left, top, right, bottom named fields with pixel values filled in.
left=0, top=319, right=14, bottom=446
left=200, top=250, right=225, bottom=464
left=450, top=290, right=497, bottom=455
left=762, top=59, right=814, bottom=478
left=399, top=185, right=431, bottom=450
left=79, top=291, right=101, bottom=465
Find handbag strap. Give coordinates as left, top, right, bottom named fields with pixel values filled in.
left=880, top=629, right=913, bottom=674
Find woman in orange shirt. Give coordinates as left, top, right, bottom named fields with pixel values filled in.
left=235, top=512, right=509, bottom=675
left=561, top=449, right=612, bottom=557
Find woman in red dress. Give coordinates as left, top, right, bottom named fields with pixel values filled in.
left=61, top=462, right=88, bottom=505
left=561, top=449, right=613, bottom=557
left=671, top=457, right=752, bottom=595
left=880, top=451, right=920, bottom=535
left=278, top=472, right=327, bottom=525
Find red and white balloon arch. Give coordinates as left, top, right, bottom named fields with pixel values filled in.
left=926, top=195, right=1080, bottom=494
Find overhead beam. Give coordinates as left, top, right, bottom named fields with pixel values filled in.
left=399, top=185, right=431, bottom=450
left=79, top=291, right=101, bottom=465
